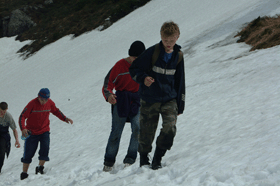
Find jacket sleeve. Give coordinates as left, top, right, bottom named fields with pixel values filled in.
left=175, top=55, right=185, bottom=114
left=129, top=46, right=154, bottom=85
left=50, top=100, right=67, bottom=122
left=19, top=101, right=33, bottom=131
left=102, top=68, right=113, bottom=101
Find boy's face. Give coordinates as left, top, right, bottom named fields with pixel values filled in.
left=0, top=108, right=7, bottom=117
left=161, top=34, right=179, bottom=53
left=38, top=97, right=49, bottom=105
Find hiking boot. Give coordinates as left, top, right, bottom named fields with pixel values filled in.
left=103, top=165, right=113, bottom=172
left=20, top=172, right=28, bottom=180
left=152, top=158, right=162, bottom=170
left=35, top=165, right=44, bottom=174
left=151, top=147, right=166, bottom=170
left=140, top=153, right=150, bottom=167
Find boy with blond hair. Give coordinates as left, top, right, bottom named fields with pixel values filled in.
left=129, top=21, right=185, bottom=170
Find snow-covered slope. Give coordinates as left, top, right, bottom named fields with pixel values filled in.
left=1, top=0, right=280, bottom=185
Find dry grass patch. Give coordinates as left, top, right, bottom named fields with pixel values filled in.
left=235, top=15, right=280, bottom=51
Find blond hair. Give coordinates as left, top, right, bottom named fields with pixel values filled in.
left=160, top=21, right=180, bottom=37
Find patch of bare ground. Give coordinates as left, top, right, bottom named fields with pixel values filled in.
left=0, top=0, right=151, bottom=59
left=235, top=15, right=280, bottom=51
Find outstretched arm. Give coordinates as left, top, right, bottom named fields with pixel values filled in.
left=50, top=100, right=73, bottom=124
left=65, top=117, right=73, bottom=124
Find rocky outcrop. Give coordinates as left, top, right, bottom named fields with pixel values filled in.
left=2, top=9, right=36, bottom=37
left=44, top=0, right=53, bottom=5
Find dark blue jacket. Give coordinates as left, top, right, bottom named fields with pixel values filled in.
left=115, top=90, right=140, bottom=117
left=129, top=41, right=185, bottom=114
left=0, top=125, right=11, bottom=158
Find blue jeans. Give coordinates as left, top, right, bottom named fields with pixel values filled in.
left=21, top=132, right=50, bottom=164
left=104, top=104, right=140, bottom=166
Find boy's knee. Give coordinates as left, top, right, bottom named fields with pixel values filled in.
left=156, top=130, right=176, bottom=150
left=161, top=123, right=176, bottom=134
left=21, top=157, right=32, bottom=164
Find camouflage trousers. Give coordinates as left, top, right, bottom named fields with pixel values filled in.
left=138, top=99, right=177, bottom=154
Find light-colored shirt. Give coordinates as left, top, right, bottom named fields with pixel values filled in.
left=0, top=111, right=16, bottom=130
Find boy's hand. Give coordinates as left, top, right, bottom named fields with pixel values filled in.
left=22, top=129, right=29, bottom=137
left=15, top=141, right=21, bottom=148
left=144, top=76, right=155, bottom=87
left=108, top=94, right=117, bottom=105
left=66, top=118, right=73, bottom=124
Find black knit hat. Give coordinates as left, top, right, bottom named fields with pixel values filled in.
left=128, top=41, right=146, bottom=57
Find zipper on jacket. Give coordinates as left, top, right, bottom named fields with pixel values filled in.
left=164, top=63, right=168, bottom=75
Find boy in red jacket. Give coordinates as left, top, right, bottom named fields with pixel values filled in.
left=102, top=41, right=145, bottom=172
left=19, top=88, right=73, bottom=180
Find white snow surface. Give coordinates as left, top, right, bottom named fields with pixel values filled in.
left=1, top=0, right=280, bottom=185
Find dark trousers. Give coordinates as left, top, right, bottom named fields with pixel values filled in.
left=21, top=132, right=50, bottom=164
left=0, top=137, right=6, bottom=172
left=138, top=99, right=177, bottom=154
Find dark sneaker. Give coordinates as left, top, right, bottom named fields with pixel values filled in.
left=103, top=165, right=113, bottom=172
left=124, top=163, right=132, bottom=168
left=103, top=161, right=114, bottom=172
left=140, top=153, right=150, bottom=167
left=20, top=172, right=28, bottom=180
left=35, top=165, right=44, bottom=174
left=123, top=157, right=135, bottom=165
